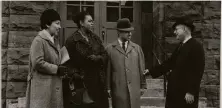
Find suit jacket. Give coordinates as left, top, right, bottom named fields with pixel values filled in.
left=106, top=40, right=146, bottom=108
left=149, top=38, right=205, bottom=108
left=25, top=30, right=63, bottom=108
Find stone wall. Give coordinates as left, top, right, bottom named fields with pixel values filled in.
left=153, top=1, right=220, bottom=108
left=1, top=1, right=60, bottom=108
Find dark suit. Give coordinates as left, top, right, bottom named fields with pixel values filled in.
left=149, top=38, right=205, bottom=108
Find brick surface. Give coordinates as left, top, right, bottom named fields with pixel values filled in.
left=2, top=65, right=8, bottom=81
left=8, top=31, right=37, bottom=48
left=7, top=65, right=29, bottom=81
left=7, top=48, right=29, bottom=65
left=6, top=82, right=27, bottom=99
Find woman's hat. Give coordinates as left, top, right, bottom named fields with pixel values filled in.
left=117, top=18, right=134, bottom=31
left=172, top=16, right=195, bottom=32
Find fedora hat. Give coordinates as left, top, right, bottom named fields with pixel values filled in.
left=117, top=18, right=134, bottom=31
left=172, top=16, right=195, bottom=32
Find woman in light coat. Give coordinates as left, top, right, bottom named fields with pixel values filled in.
left=25, top=9, right=68, bottom=108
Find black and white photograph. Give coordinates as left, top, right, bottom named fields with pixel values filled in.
left=1, top=1, right=221, bottom=108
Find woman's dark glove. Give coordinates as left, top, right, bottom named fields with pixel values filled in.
left=57, top=65, right=69, bottom=76
left=88, top=55, right=102, bottom=62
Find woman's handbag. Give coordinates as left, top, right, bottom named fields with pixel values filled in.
left=69, top=73, right=94, bottom=105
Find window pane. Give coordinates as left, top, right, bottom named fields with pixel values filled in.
left=107, top=2, right=119, bottom=6
left=67, top=1, right=80, bottom=4
left=107, top=7, right=119, bottom=22
left=81, top=1, right=94, bottom=5
left=124, top=1, right=133, bottom=7
left=67, top=6, right=80, bottom=20
left=82, top=6, right=94, bottom=19
left=121, top=8, right=133, bottom=22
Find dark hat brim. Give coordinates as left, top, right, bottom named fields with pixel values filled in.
left=117, top=27, right=134, bottom=31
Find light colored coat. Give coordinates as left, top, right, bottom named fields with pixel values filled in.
left=106, top=40, right=146, bottom=108
left=25, top=30, right=63, bottom=108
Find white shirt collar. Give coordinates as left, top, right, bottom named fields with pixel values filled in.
left=43, top=29, right=54, bottom=44
left=118, top=38, right=128, bottom=50
left=183, top=36, right=192, bottom=44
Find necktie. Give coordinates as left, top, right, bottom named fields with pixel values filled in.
left=177, top=42, right=183, bottom=53
left=122, top=42, right=126, bottom=51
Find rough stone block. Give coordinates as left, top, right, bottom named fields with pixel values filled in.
left=204, top=1, right=221, bottom=23
left=2, top=1, right=9, bottom=16
left=2, top=82, right=7, bottom=99
left=202, top=70, right=219, bottom=85
left=205, top=55, right=215, bottom=70
left=2, top=17, right=9, bottom=32
left=8, top=31, right=37, bottom=48
left=203, top=39, right=220, bottom=55
left=6, top=82, right=27, bottom=99
left=2, top=49, right=7, bottom=65
left=2, top=99, right=6, bottom=108
left=204, top=85, right=219, bottom=100
left=2, top=32, right=8, bottom=48
left=164, top=2, right=202, bottom=21
left=2, top=65, right=8, bottom=81
left=10, top=15, right=40, bottom=31
left=9, top=1, right=52, bottom=15
left=7, top=65, right=29, bottom=81
left=6, top=99, right=18, bottom=108
left=164, top=37, right=179, bottom=53
left=7, top=48, right=29, bottom=65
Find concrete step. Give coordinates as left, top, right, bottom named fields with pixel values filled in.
left=140, top=97, right=207, bottom=108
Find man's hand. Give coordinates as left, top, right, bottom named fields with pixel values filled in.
left=185, top=93, right=194, bottom=104
left=107, top=90, right=112, bottom=98
left=140, top=89, right=146, bottom=96
left=143, top=69, right=149, bottom=75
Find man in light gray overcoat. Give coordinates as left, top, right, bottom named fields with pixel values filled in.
left=106, top=18, right=147, bottom=108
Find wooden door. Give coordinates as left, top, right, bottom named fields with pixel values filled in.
left=59, top=1, right=100, bottom=46
left=99, top=1, right=142, bottom=46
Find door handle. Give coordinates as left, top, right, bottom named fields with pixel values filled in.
left=102, top=31, right=105, bottom=42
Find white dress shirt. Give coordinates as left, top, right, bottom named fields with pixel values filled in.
left=118, top=39, right=128, bottom=51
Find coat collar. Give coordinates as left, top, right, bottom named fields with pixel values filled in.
left=38, top=30, right=60, bottom=53
left=112, top=40, right=136, bottom=55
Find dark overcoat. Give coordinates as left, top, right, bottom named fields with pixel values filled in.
left=106, top=40, right=147, bottom=108
left=25, top=30, right=63, bottom=108
left=64, top=30, right=109, bottom=108
left=149, top=38, right=205, bottom=108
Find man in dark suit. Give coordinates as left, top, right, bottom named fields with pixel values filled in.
left=145, top=16, right=205, bottom=108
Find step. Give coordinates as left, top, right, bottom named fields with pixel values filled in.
left=140, top=97, right=207, bottom=108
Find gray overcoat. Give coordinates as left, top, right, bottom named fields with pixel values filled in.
left=106, top=40, right=147, bottom=108
left=25, top=30, right=63, bottom=108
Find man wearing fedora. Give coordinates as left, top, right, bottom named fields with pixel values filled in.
left=106, top=18, right=147, bottom=108
left=145, top=16, right=205, bottom=108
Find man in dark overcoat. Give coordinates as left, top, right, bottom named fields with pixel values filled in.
left=145, top=16, right=205, bottom=108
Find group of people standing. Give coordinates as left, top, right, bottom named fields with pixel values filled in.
left=25, top=9, right=205, bottom=108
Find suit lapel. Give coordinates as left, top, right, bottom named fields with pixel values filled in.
left=112, top=40, right=126, bottom=55
left=126, top=41, right=135, bottom=54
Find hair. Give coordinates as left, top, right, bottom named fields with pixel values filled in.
left=40, top=9, right=61, bottom=30
left=72, top=11, right=91, bottom=28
